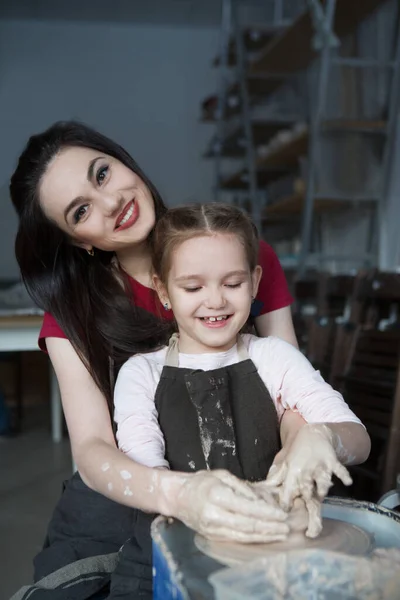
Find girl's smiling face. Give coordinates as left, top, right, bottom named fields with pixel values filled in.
left=155, top=233, right=262, bottom=354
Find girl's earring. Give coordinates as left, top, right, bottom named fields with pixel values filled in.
left=87, top=248, right=94, bottom=257
left=251, top=296, right=255, bottom=303
left=163, top=302, right=170, bottom=311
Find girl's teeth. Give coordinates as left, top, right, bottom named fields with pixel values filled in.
left=205, top=316, right=227, bottom=322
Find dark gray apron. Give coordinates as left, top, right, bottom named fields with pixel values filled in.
left=155, top=334, right=281, bottom=481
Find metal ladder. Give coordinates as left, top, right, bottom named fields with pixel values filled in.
left=297, top=0, right=400, bottom=276
left=213, top=0, right=290, bottom=234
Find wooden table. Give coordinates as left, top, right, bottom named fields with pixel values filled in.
left=0, top=314, right=62, bottom=442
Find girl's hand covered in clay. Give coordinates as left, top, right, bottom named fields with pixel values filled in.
left=172, top=469, right=290, bottom=543
left=262, top=424, right=352, bottom=535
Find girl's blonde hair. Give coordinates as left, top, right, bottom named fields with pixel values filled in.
left=152, top=202, right=259, bottom=284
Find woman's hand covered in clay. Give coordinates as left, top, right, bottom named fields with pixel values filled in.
left=263, top=424, right=352, bottom=533
left=173, top=469, right=289, bottom=543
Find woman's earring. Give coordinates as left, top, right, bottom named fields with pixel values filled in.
left=251, top=296, right=255, bottom=303
left=163, top=302, right=170, bottom=311
left=87, top=248, right=94, bottom=257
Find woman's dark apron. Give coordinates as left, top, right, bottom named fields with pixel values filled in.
left=12, top=336, right=280, bottom=600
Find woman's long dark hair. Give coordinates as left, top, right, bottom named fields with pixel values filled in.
left=10, top=121, right=172, bottom=408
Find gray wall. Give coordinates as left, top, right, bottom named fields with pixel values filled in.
left=0, top=18, right=218, bottom=277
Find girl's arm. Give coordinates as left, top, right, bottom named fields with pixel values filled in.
left=47, top=337, right=289, bottom=543
left=252, top=336, right=370, bottom=521
left=254, top=335, right=370, bottom=464
left=264, top=421, right=368, bottom=539
left=278, top=412, right=370, bottom=467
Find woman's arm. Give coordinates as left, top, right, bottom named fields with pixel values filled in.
left=280, top=409, right=306, bottom=446
left=254, top=306, right=298, bottom=348
left=47, top=337, right=167, bottom=510
left=253, top=310, right=303, bottom=467
left=253, top=240, right=297, bottom=347
left=47, top=337, right=289, bottom=543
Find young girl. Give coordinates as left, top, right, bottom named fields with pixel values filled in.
left=114, top=203, right=371, bottom=540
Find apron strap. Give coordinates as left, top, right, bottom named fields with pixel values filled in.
left=236, top=334, right=250, bottom=361
left=164, top=333, right=250, bottom=367
left=165, top=333, right=180, bottom=367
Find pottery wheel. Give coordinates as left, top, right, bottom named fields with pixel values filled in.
left=195, top=518, right=372, bottom=566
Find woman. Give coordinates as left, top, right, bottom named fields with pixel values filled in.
left=10, top=121, right=299, bottom=599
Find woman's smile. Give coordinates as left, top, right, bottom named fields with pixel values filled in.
left=115, top=199, right=139, bottom=231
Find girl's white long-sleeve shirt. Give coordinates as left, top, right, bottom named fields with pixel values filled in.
left=114, top=334, right=362, bottom=469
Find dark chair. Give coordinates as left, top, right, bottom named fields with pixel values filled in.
left=338, top=327, right=400, bottom=501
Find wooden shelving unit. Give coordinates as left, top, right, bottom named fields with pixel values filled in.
left=263, top=194, right=376, bottom=220
left=200, top=74, right=286, bottom=121
left=250, top=0, right=390, bottom=76
left=202, top=0, right=400, bottom=271
left=322, top=120, right=387, bottom=134
left=219, top=120, right=386, bottom=190
left=203, top=119, right=295, bottom=158
left=202, top=0, right=389, bottom=121
left=219, top=128, right=306, bottom=190
left=213, top=26, right=280, bottom=67
left=220, top=166, right=289, bottom=190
